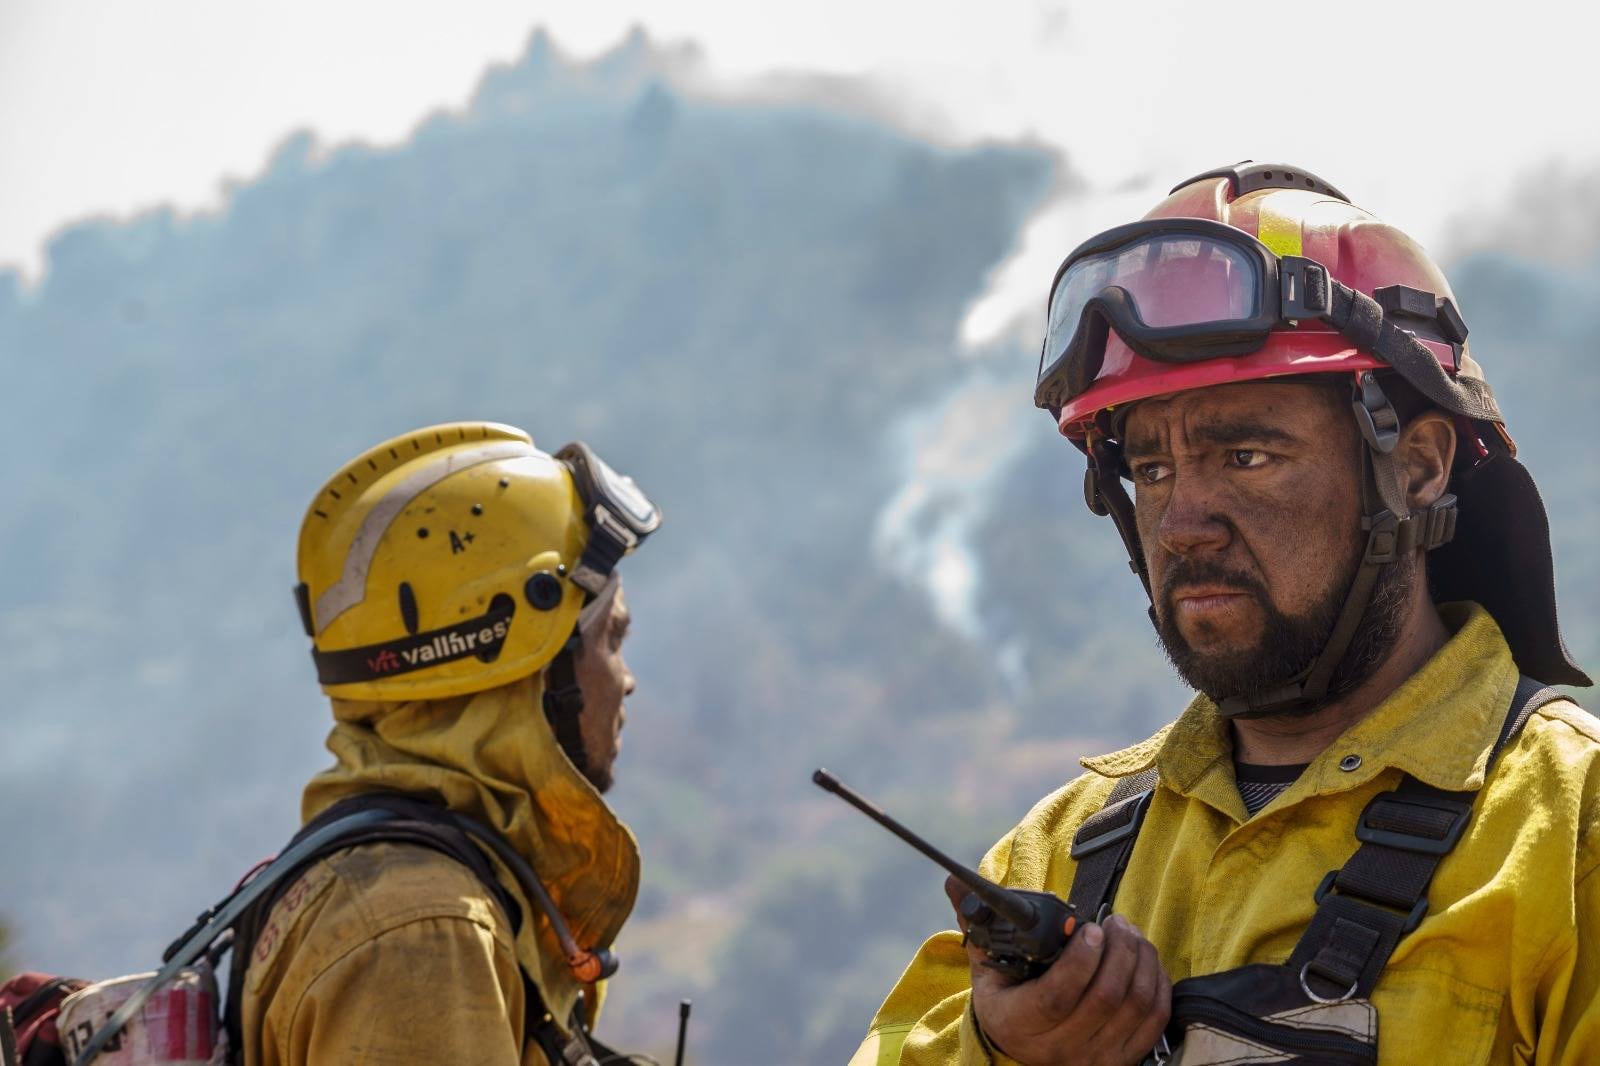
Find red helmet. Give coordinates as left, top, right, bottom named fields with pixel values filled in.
left=1044, top=164, right=1492, bottom=440
left=1037, top=162, right=1587, bottom=708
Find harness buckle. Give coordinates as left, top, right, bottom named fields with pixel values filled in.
left=1298, top=960, right=1359, bottom=1005
left=1355, top=791, right=1472, bottom=857
left=1069, top=788, right=1154, bottom=860
left=1314, top=870, right=1431, bottom=933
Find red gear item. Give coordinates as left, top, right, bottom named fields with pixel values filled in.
left=1, top=972, right=88, bottom=1066
left=1037, top=161, right=1588, bottom=700
left=1054, top=168, right=1470, bottom=440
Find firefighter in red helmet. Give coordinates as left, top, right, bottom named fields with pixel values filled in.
left=854, top=163, right=1596, bottom=1065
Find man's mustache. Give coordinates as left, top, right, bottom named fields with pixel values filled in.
left=1159, top=558, right=1269, bottom=613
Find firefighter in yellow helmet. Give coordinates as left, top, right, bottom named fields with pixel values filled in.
left=855, top=164, right=1598, bottom=1064
left=235, top=422, right=661, bottom=1066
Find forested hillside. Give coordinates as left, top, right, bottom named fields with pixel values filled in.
left=1, top=30, right=1592, bottom=1064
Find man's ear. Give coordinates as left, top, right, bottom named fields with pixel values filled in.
left=1399, top=411, right=1457, bottom=509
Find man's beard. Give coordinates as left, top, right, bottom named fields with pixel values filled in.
left=1154, top=540, right=1414, bottom=712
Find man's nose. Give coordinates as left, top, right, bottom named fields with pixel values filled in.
left=622, top=667, right=636, bottom=697
left=1156, top=474, right=1232, bottom=557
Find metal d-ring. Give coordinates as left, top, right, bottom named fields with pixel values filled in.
left=1299, top=961, right=1358, bottom=1004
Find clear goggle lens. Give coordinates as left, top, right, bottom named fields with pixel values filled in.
left=1044, top=235, right=1262, bottom=370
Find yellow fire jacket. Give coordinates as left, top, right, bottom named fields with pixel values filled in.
left=856, top=604, right=1600, bottom=1065
left=239, top=673, right=640, bottom=1066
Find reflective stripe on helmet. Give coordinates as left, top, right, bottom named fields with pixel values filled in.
left=1256, top=193, right=1304, bottom=258
left=313, top=439, right=536, bottom=634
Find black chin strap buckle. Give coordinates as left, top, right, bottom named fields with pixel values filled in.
left=1352, top=372, right=1401, bottom=454
left=1362, top=492, right=1458, bottom=566
left=1361, top=510, right=1404, bottom=565
left=1418, top=493, right=1458, bottom=550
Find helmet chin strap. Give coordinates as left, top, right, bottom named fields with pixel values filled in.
left=1084, top=374, right=1458, bottom=719
left=541, top=574, right=622, bottom=773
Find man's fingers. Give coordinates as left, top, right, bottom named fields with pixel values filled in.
left=1095, top=929, right=1166, bottom=1051
left=1030, top=919, right=1107, bottom=1020
left=1074, top=915, right=1142, bottom=1030
left=943, top=875, right=969, bottom=927
left=969, top=913, right=1175, bottom=1065
left=1122, top=950, right=1173, bottom=1060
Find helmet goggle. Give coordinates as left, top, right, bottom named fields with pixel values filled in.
left=1033, top=217, right=1465, bottom=415
left=556, top=441, right=662, bottom=596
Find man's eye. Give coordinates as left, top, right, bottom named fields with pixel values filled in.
left=1231, top=450, right=1268, bottom=469
left=1136, top=462, right=1172, bottom=484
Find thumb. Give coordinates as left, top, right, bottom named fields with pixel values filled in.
left=944, top=875, right=969, bottom=928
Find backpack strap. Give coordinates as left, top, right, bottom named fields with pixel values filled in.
left=1067, top=767, right=1159, bottom=921
left=1287, top=676, right=1573, bottom=1001
left=220, top=793, right=538, bottom=1065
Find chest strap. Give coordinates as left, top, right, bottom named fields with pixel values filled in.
left=1066, top=676, right=1570, bottom=999
left=1067, top=767, right=1158, bottom=921
left=1289, top=676, right=1565, bottom=1000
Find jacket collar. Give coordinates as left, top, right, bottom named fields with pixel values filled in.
left=1081, top=603, right=1521, bottom=802
left=303, top=673, right=639, bottom=1017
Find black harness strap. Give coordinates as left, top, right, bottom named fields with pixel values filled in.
left=1065, top=677, right=1570, bottom=1003
left=220, top=793, right=608, bottom=1066
left=1288, top=676, right=1566, bottom=999
left=1067, top=767, right=1158, bottom=922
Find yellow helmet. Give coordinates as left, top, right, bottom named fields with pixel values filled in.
left=294, top=422, right=660, bottom=700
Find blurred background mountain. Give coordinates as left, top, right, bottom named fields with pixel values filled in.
left=2, top=29, right=1594, bottom=1065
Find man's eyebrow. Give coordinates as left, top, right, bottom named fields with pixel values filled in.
left=1191, top=420, right=1300, bottom=447
left=1123, top=431, right=1160, bottom=456
left=1122, top=419, right=1300, bottom=456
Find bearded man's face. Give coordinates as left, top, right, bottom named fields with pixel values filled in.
left=1121, top=380, right=1411, bottom=709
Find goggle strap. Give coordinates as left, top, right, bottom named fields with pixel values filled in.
left=1327, top=283, right=1488, bottom=420
left=570, top=506, right=636, bottom=596
left=576, top=575, right=620, bottom=635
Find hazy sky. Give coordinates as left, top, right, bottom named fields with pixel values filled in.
left=4, top=0, right=1598, bottom=341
